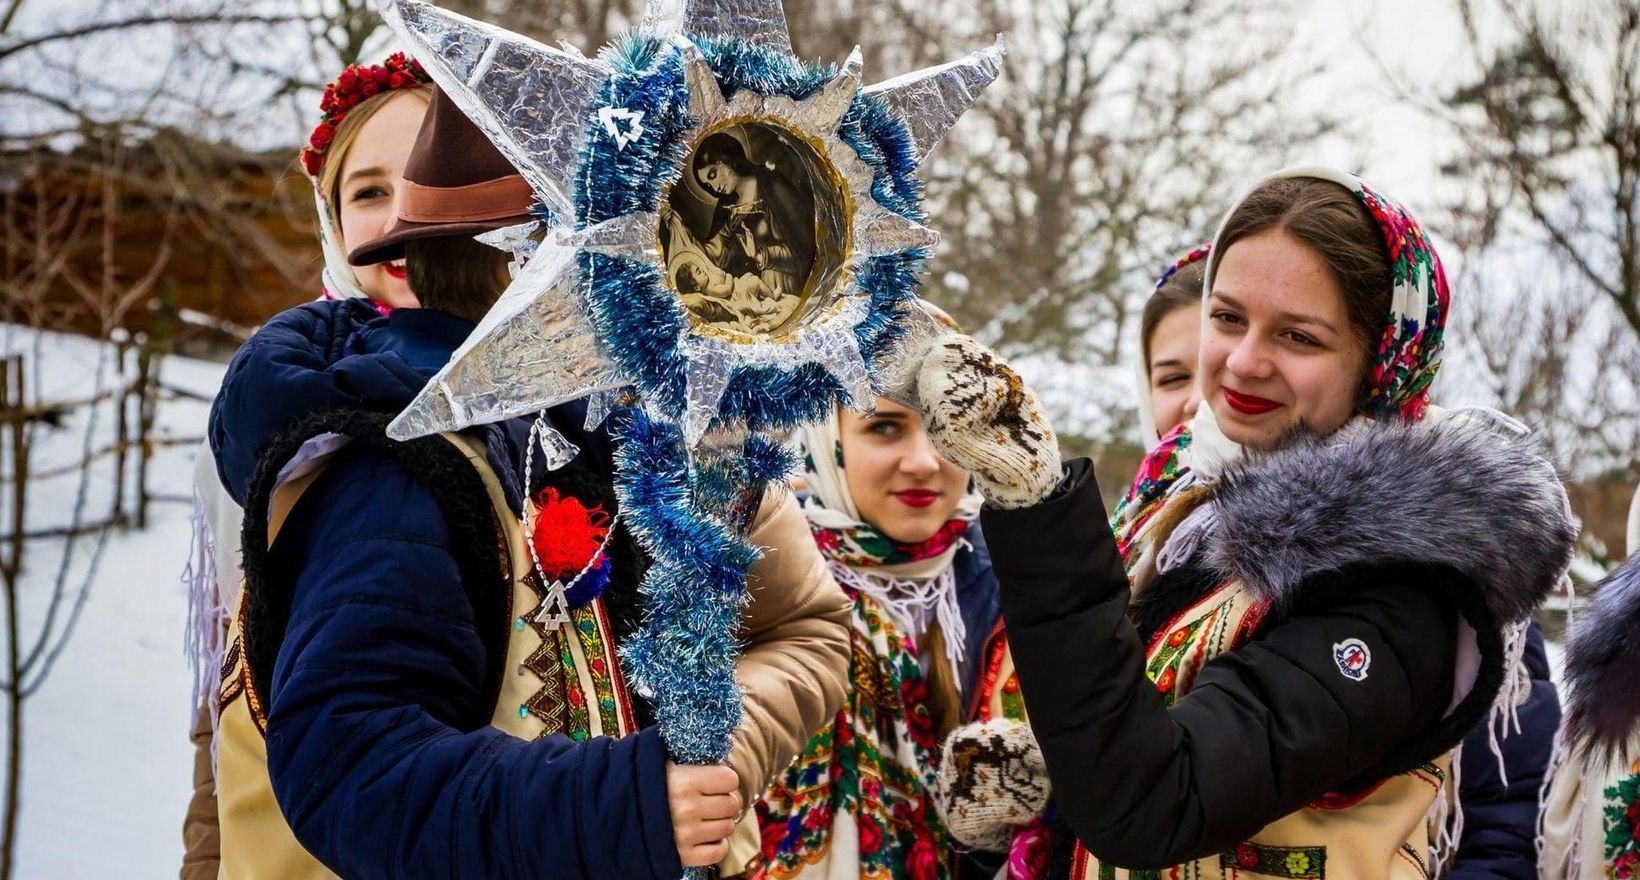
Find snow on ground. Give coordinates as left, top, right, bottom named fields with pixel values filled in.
left=0, top=324, right=222, bottom=879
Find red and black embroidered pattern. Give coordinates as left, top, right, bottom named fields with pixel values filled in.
left=1219, top=843, right=1327, bottom=878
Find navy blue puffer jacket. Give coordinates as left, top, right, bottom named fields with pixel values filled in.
left=1447, top=622, right=1560, bottom=880
left=208, top=300, right=681, bottom=880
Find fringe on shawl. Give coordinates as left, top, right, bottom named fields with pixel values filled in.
left=182, top=490, right=229, bottom=781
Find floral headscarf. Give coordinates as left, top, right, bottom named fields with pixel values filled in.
left=1111, top=167, right=1451, bottom=562
left=798, top=412, right=982, bottom=574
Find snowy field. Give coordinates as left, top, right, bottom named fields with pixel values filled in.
left=0, top=324, right=222, bottom=879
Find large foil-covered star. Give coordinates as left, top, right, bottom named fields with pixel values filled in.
left=381, top=0, right=1003, bottom=447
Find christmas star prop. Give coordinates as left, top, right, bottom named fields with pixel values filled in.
left=376, top=0, right=1003, bottom=773
left=381, top=0, right=1002, bottom=447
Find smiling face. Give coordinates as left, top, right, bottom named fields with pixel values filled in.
left=334, top=91, right=428, bottom=309
left=695, top=160, right=737, bottom=197
left=838, top=399, right=971, bottom=544
left=1146, top=304, right=1203, bottom=439
left=1200, top=229, right=1370, bottom=449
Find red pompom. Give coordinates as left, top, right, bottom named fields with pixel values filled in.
left=530, top=487, right=611, bottom=580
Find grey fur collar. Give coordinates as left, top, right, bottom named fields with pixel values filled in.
left=1565, top=553, right=1640, bottom=756
left=1199, top=418, right=1575, bottom=625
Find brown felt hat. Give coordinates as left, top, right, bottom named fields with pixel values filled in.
left=347, top=88, right=537, bottom=267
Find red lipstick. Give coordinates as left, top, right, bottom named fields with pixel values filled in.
left=1222, top=388, right=1282, bottom=416
left=383, top=263, right=407, bottom=281
left=893, top=489, right=939, bottom=508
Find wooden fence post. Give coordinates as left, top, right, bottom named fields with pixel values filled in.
left=111, top=341, right=129, bottom=527
left=134, top=339, right=157, bottom=530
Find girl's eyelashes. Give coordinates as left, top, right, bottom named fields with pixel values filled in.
left=1209, top=309, right=1244, bottom=326
left=866, top=420, right=901, bottom=438
left=350, top=184, right=389, bottom=203
left=1154, top=372, right=1191, bottom=389
left=1284, top=331, right=1320, bottom=347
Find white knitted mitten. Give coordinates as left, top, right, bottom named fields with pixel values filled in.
left=916, top=335, right=1061, bottom=508
left=933, top=719, right=1051, bottom=852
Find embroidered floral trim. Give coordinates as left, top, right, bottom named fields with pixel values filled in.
left=574, top=604, right=625, bottom=734
left=1603, top=764, right=1640, bottom=878
left=1220, top=843, right=1327, bottom=878
left=1145, top=607, right=1216, bottom=707
left=217, top=637, right=246, bottom=709
left=558, top=617, right=594, bottom=740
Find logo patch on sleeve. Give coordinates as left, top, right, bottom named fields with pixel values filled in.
left=1333, top=638, right=1372, bottom=681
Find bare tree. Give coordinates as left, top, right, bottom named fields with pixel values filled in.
left=1438, top=0, right=1640, bottom=334
left=1393, top=0, right=1640, bottom=560
left=903, top=0, right=1334, bottom=363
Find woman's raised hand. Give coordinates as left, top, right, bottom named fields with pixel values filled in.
left=915, top=335, right=1061, bottom=509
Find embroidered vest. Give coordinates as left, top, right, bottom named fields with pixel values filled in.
left=214, top=433, right=634, bottom=878
left=1069, top=576, right=1446, bottom=880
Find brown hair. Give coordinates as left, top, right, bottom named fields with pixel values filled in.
left=1212, top=177, right=1391, bottom=358
left=316, top=85, right=434, bottom=212
left=404, top=236, right=512, bottom=323
left=1139, top=261, right=1205, bottom=379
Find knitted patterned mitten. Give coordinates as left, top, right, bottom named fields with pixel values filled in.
left=916, top=335, right=1060, bottom=508
left=934, top=719, right=1051, bottom=852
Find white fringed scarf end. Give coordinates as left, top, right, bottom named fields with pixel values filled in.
left=829, top=557, right=967, bottom=684
left=182, top=491, right=229, bottom=782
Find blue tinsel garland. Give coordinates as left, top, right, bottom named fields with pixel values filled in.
left=578, top=34, right=926, bottom=763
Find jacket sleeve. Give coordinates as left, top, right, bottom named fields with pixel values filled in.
left=1447, top=624, right=1561, bottom=880
left=725, top=488, right=852, bottom=810
left=264, top=448, right=682, bottom=880
left=982, top=459, right=1461, bottom=869
left=208, top=301, right=427, bottom=506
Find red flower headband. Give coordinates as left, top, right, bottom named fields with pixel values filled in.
left=300, top=52, right=432, bottom=180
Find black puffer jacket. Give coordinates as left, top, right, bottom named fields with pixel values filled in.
left=983, top=420, right=1575, bottom=872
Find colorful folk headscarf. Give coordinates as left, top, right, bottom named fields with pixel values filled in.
left=1134, top=243, right=1212, bottom=447
left=797, top=409, right=982, bottom=675
left=1110, top=167, right=1451, bottom=564
left=799, top=413, right=982, bottom=574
